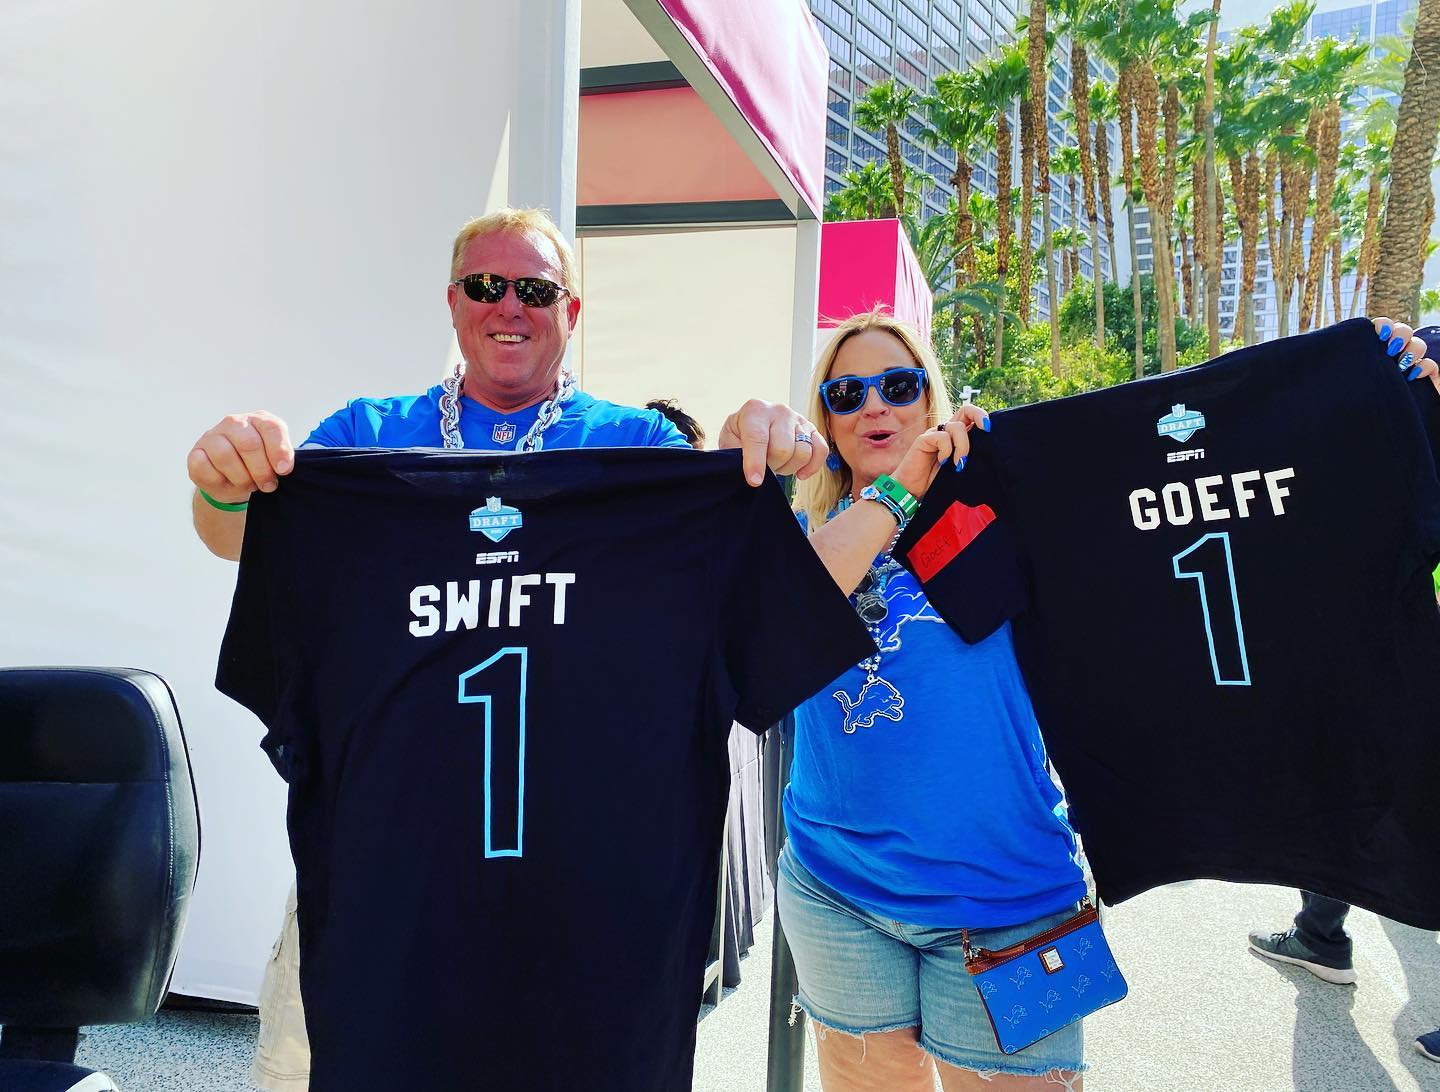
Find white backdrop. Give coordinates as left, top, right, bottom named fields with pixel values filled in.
left=1, top=0, right=578, bottom=1001
left=576, top=227, right=801, bottom=440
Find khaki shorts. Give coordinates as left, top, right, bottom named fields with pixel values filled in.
left=252, top=882, right=311, bottom=1091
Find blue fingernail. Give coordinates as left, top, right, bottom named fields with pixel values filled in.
left=1408, top=364, right=1423, bottom=380
left=955, top=455, right=967, bottom=472
left=1379, top=323, right=1392, bottom=341
left=1388, top=336, right=1406, bottom=356
left=981, top=415, right=992, bottom=432
left=1400, top=352, right=1415, bottom=368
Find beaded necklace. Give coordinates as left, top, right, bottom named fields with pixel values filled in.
left=438, top=363, right=577, bottom=451
left=835, top=493, right=904, bottom=683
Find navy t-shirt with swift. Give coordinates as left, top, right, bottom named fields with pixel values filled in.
left=216, top=447, right=874, bottom=1091
left=897, top=318, right=1440, bottom=930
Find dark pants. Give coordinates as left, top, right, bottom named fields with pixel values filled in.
left=1294, top=891, right=1353, bottom=962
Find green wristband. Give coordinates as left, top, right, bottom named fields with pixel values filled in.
left=871, top=473, right=919, bottom=521
left=198, top=487, right=250, bottom=512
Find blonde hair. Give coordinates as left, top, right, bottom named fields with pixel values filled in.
left=796, top=309, right=952, bottom=532
left=450, top=207, right=578, bottom=293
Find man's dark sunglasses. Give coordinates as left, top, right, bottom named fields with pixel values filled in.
left=820, top=367, right=928, bottom=415
left=453, top=272, right=570, bottom=308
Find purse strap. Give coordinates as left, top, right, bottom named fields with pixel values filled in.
left=963, top=896, right=1096, bottom=969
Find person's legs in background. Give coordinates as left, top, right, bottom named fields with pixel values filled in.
left=1248, top=891, right=1356, bottom=985
left=1415, top=1029, right=1440, bottom=1062
left=252, top=882, right=311, bottom=1092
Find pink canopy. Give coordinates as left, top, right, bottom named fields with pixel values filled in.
left=658, top=0, right=828, bottom=217
left=817, top=219, right=934, bottom=345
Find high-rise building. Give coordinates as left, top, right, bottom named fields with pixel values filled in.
left=809, top=0, right=1125, bottom=317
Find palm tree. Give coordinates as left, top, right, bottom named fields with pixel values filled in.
left=1176, top=189, right=1193, bottom=319
left=1288, top=37, right=1367, bottom=331
left=1089, top=81, right=1121, bottom=315
left=824, top=163, right=895, bottom=220
left=1116, top=66, right=1147, bottom=378
left=855, top=80, right=919, bottom=219
left=1370, top=0, right=1440, bottom=321
left=1053, top=145, right=1084, bottom=294
left=1060, top=0, right=1106, bottom=347
left=1350, top=126, right=1394, bottom=316
left=974, top=45, right=1030, bottom=368
left=1201, top=0, right=1222, bottom=354
left=1216, top=37, right=1267, bottom=343
left=1096, top=0, right=1205, bottom=372
left=969, top=191, right=999, bottom=249
left=902, top=207, right=959, bottom=293
left=1157, top=25, right=1202, bottom=332
left=922, top=68, right=992, bottom=359
left=1027, top=0, right=1062, bottom=373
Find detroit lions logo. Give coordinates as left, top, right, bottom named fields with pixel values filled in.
left=873, top=582, right=946, bottom=654
left=833, top=677, right=904, bottom=734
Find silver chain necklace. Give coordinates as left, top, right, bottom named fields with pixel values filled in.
left=438, top=363, right=577, bottom=451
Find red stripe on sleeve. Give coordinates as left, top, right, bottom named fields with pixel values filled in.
left=907, top=502, right=997, bottom=583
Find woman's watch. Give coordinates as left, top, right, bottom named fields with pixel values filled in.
left=859, top=473, right=919, bottom=530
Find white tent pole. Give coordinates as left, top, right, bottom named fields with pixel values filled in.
left=788, top=217, right=822, bottom=412
left=508, top=0, right=582, bottom=239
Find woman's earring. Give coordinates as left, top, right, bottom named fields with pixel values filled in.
left=825, top=451, right=842, bottom=472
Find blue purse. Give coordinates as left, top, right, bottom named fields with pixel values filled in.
left=963, top=899, right=1128, bottom=1055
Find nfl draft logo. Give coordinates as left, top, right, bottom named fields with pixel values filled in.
left=491, top=421, right=517, bottom=445
left=470, top=497, right=522, bottom=542
left=1156, top=404, right=1206, bottom=444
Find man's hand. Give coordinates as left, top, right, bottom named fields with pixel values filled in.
left=187, top=412, right=295, bottom=504
left=717, top=400, right=828, bottom=487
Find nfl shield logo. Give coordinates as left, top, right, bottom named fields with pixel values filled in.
left=1156, top=403, right=1206, bottom=444
left=492, top=421, right=517, bottom=445
left=469, top=497, right=523, bottom=542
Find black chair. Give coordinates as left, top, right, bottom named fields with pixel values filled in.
left=0, top=668, right=201, bottom=1092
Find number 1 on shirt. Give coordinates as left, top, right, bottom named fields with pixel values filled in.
left=1171, top=532, right=1252, bottom=687
left=458, top=648, right=529, bottom=857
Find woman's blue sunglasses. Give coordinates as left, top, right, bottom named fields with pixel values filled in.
left=820, top=367, right=928, bottom=415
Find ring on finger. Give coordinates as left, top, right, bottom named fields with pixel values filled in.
left=794, top=431, right=812, bottom=445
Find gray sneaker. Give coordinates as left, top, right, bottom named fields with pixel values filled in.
left=1248, top=927, right=1357, bottom=984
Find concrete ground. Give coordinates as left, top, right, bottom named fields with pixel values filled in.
left=66, top=878, right=1440, bottom=1091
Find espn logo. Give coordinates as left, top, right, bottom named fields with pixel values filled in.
left=475, top=551, right=520, bottom=565
left=1166, top=448, right=1205, bottom=464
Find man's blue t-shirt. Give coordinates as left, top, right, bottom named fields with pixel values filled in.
left=304, top=383, right=690, bottom=451
left=784, top=548, right=1086, bottom=928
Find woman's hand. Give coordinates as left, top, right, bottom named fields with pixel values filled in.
left=891, top=404, right=990, bottom=499
left=1372, top=317, right=1438, bottom=383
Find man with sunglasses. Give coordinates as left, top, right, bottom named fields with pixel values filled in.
left=188, top=206, right=828, bottom=563
left=185, top=206, right=832, bottom=1090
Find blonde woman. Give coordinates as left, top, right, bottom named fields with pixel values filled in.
left=779, top=308, right=1088, bottom=1091
left=779, top=310, right=1436, bottom=1092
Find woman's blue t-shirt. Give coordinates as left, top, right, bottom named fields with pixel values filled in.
left=304, top=384, right=690, bottom=451
left=784, top=534, right=1086, bottom=928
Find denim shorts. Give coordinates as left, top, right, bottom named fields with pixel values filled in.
left=777, top=842, right=1086, bottom=1078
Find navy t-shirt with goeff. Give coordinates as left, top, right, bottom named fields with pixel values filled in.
left=217, top=448, right=873, bottom=1092
left=898, top=319, right=1440, bottom=929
